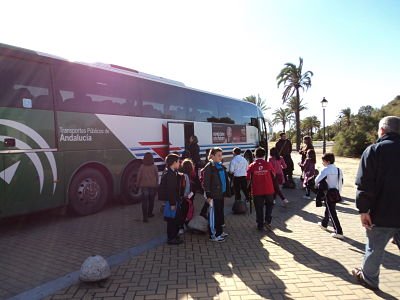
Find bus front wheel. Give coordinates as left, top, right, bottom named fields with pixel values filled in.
left=68, top=168, right=109, bottom=216
left=121, top=161, right=143, bottom=204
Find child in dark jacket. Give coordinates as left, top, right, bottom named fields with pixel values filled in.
left=159, top=153, right=182, bottom=245
left=300, top=149, right=316, bottom=199
left=203, top=147, right=230, bottom=242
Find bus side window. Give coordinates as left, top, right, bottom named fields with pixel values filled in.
left=0, top=56, right=53, bottom=110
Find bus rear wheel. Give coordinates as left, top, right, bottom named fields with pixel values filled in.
left=68, top=168, right=109, bottom=216
left=121, top=162, right=143, bottom=204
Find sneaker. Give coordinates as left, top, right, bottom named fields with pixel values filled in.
left=264, top=223, right=273, bottom=231
left=220, top=232, right=229, bottom=238
left=148, top=213, right=155, bottom=218
left=318, top=222, right=329, bottom=231
left=282, top=199, right=289, bottom=206
left=351, top=268, right=379, bottom=290
left=303, top=195, right=311, bottom=200
left=331, top=233, right=344, bottom=240
left=222, top=224, right=226, bottom=228
left=178, top=229, right=184, bottom=235
left=210, top=235, right=225, bottom=242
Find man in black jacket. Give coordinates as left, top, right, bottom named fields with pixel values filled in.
left=275, top=132, right=295, bottom=188
left=352, top=116, right=400, bottom=290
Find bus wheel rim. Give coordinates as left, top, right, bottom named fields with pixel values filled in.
left=77, top=178, right=101, bottom=205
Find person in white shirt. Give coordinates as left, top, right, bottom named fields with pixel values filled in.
left=229, top=148, right=249, bottom=202
left=315, top=153, right=344, bottom=239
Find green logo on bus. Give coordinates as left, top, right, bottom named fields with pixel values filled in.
left=0, top=119, right=58, bottom=194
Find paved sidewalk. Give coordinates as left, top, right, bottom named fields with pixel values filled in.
left=45, top=186, right=399, bottom=298
left=2, top=154, right=399, bottom=299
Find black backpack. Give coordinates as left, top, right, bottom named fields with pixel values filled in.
left=158, top=170, right=168, bottom=201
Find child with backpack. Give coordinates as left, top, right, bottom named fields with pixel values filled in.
left=202, top=147, right=230, bottom=242
left=300, top=149, right=316, bottom=200
left=136, top=152, right=159, bottom=222
left=247, top=147, right=276, bottom=231
left=177, top=159, right=196, bottom=234
left=159, top=153, right=183, bottom=245
left=315, top=152, right=344, bottom=239
left=269, top=147, right=289, bottom=206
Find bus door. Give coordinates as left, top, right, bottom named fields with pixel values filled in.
left=167, top=122, right=194, bottom=154
left=0, top=55, right=61, bottom=217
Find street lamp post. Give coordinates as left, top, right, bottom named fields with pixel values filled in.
left=321, top=97, right=328, bottom=154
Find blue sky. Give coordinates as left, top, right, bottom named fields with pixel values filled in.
left=1, top=0, right=399, bottom=126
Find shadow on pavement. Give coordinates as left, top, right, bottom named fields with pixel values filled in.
left=343, top=236, right=400, bottom=272
left=266, top=231, right=353, bottom=284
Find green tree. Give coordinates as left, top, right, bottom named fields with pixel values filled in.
left=243, top=94, right=270, bottom=115
left=287, top=96, right=308, bottom=114
left=277, top=57, right=313, bottom=150
left=340, top=108, right=352, bottom=127
left=272, top=108, right=293, bottom=132
left=301, top=116, right=321, bottom=137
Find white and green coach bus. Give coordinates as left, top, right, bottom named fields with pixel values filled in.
left=0, top=43, right=268, bottom=217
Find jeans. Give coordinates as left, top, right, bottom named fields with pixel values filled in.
left=253, top=195, right=274, bottom=228
left=141, top=187, right=155, bottom=220
left=361, top=226, right=400, bottom=288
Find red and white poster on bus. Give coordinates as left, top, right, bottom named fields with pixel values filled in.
left=212, top=124, right=247, bottom=144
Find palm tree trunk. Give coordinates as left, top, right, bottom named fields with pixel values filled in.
left=283, top=120, right=286, bottom=133
left=295, top=89, right=301, bottom=151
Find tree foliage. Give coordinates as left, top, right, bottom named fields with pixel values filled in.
left=277, top=57, right=313, bottom=150
left=333, top=96, right=400, bottom=157
left=272, top=108, right=293, bottom=132
left=301, top=116, right=321, bottom=137
left=243, top=94, right=270, bottom=114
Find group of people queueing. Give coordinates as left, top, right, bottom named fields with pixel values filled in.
left=136, top=115, right=400, bottom=292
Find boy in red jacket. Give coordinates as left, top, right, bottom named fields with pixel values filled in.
left=247, top=147, right=276, bottom=231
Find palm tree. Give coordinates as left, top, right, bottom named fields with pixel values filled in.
left=301, top=116, right=321, bottom=137
left=243, top=94, right=270, bottom=115
left=340, top=108, right=352, bottom=127
left=277, top=57, right=313, bottom=150
left=272, top=108, right=293, bottom=132
left=287, top=96, right=307, bottom=114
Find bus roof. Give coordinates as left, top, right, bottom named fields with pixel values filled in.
left=0, top=43, right=259, bottom=109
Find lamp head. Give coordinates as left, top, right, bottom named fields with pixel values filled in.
left=321, top=97, right=328, bottom=108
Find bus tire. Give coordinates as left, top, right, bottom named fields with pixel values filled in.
left=121, top=161, right=143, bottom=204
left=68, top=168, right=109, bottom=216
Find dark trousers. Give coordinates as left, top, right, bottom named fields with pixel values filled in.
left=201, top=199, right=225, bottom=225
left=276, top=187, right=285, bottom=200
left=177, top=199, right=189, bottom=227
left=283, top=155, right=294, bottom=181
left=208, top=198, right=224, bottom=237
left=166, top=217, right=179, bottom=241
left=200, top=201, right=209, bottom=219
left=234, top=176, right=249, bottom=200
left=321, top=201, right=343, bottom=234
left=253, top=195, right=274, bottom=228
left=141, top=187, right=155, bottom=220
